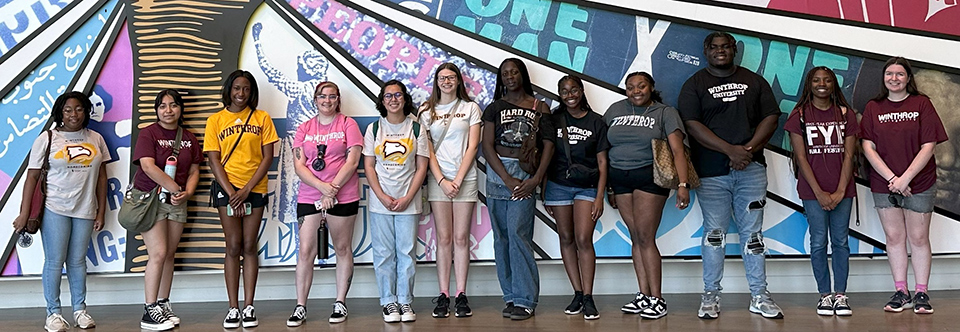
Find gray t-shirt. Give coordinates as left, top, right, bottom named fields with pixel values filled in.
left=363, top=117, right=429, bottom=215
left=28, top=129, right=111, bottom=219
left=603, top=100, right=686, bottom=170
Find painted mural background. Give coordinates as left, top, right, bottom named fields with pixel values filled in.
left=1, top=0, right=959, bottom=276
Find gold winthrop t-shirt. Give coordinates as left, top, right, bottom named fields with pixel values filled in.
left=203, top=107, right=279, bottom=193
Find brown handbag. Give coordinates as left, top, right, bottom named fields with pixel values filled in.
left=651, top=107, right=700, bottom=189
left=518, top=100, right=543, bottom=175
left=25, top=130, right=53, bottom=234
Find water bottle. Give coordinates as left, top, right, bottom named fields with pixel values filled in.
left=318, top=224, right=329, bottom=259
left=160, top=156, right=177, bottom=204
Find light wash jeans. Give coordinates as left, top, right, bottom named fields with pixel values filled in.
left=803, top=197, right=852, bottom=294
left=698, top=162, right=769, bottom=296
left=41, top=208, right=94, bottom=316
left=486, top=158, right=539, bottom=309
left=370, top=212, right=419, bottom=306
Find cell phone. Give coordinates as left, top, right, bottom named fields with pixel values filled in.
left=226, top=202, right=253, bottom=216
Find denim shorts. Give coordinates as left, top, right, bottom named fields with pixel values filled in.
left=608, top=165, right=670, bottom=196
left=873, top=186, right=936, bottom=213
left=543, top=180, right=597, bottom=206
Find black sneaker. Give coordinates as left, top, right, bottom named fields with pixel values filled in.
left=329, top=301, right=348, bottom=323
left=621, top=292, right=649, bottom=314
left=454, top=293, right=473, bottom=317
left=156, top=298, right=179, bottom=326
left=913, top=292, right=934, bottom=314
left=582, top=295, right=599, bottom=320
left=141, top=303, right=174, bottom=331
left=222, top=307, right=240, bottom=329
left=287, top=304, right=306, bottom=327
left=383, top=303, right=401, bottom=323
left=564, top=292, right=584, bottom=315
left=817, top=294, right=835, bottom=316
left=884, top=290, right=913, bottom=312
left=510, top=306, right=535, bottom=320
left=502, top=303, right=515, bottom=318
left=640, top=296, right=668, bottom=319
left=241, top=305, right=258, bottom=328
left=432, top=293, right=450, bottom=318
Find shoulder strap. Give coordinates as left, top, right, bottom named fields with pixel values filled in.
left=372, top=119, right=379, bottom=137
left=220, top=109, right=255, bottom=166
left=412, top=121, right=420, bottom=138
left=41, top=130, right=52, bottom=171
left=559, top=113, right=573, bottom=168
left=430, top=99, right=460, bottom=149
left=172, top=127, right=183, bottom=155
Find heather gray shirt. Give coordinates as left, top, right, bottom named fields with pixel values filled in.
left=603, top=100, right=686, bottom=170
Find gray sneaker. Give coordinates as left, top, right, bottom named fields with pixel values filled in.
left=749, top=291, right=784, bottom=319
left=698, top=291, right=720, bottom=319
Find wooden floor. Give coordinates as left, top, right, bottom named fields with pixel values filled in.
left=3, top=291, right=957, bottom=331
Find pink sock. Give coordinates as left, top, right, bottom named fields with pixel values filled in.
left=456, top=289, right=466, bottom=296
left=916, top=284, right=927, bottom=293
left=440, top=290, right=449, bottom=296
left=894, top=281, right=908, bottom=292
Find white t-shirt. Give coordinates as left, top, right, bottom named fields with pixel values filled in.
left=363, top=117, right=429, bottom=215
left=28, top=129, right=111, bottom=220
left=418, top=100, right=482, bottom=181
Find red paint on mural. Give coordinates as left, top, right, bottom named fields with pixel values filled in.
left=727, top=0, right=960, bottom=37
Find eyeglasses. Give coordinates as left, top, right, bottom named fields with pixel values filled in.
left=315, top=94, right=339, bottom=101
left=438, top=75, right=457, bottom=83
left=559, top=88, right=582, bottom=96
left=888, top=193, right=903, bottom=208
left=383, top=92, right=404, bottom=100
left=312, top=144, right=327, bottom=171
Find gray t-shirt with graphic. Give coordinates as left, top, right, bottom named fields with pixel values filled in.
left=603, top=100, right=686, bottom=170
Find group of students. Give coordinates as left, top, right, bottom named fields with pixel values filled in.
left=12, top=31, right=946, bottom=332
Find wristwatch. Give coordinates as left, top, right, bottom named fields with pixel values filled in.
left=678, top=182, right=691, bottom=189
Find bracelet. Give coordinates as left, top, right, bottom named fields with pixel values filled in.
left=438, top=178, right=445, bottom=186
left=887, top=174, right=897, bottom=182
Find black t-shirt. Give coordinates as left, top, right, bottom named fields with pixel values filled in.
left=482, top=99, right=545, bottom=149
left=542, top=110, right=610, bottom=187
left=677, top=67, right=780, bottom=177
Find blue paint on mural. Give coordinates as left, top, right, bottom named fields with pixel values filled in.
left=0, top=0, right=77, bottom=56
left=0, top=0, right=116, bottom=177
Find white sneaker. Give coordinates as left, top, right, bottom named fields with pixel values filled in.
left=698, top=291, right=720, bottom=319
left=383, top=303, right=401, bottom=323
left=73, top=310, right=96, bottom=329
left=44, top=313, right=69, bottom=332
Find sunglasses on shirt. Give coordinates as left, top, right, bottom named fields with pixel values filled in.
left=312, top=144, right=327, bottom=171
left=888, top=193, right=904, bottom=208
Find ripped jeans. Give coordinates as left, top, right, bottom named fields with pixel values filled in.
left=698, top=162, right=769, bottom=296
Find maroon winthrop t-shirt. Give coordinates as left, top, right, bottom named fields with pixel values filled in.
left=133, top=123, right=203, bottom=191
left=785, top=105, right=859, bottom=200
left=860, top=95, right=947, bottom=194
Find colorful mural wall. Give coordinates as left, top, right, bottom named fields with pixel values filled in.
left=2, top=0, right=959, bottom=276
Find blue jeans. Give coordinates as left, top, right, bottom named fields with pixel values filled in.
left=486, top=158, right=539, bottom=309
left=41, top=208, right=94, bottom=316
left=370, top=212, right=418, bottom=306
left=698, top=162, right=769, bottom=296
left=803, top=198, right=852, bottom=294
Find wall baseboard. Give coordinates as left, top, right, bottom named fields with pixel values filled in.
left=3, top=256, right=959, bottom=309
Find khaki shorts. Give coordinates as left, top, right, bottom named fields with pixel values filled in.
left=156, top=202, right=188, bottom=223
left=426, top=175, right=479, bottom=202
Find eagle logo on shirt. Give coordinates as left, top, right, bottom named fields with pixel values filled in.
left=383, top=141, right=406, bottom=158
left=54, top=143, right=98, bottom=166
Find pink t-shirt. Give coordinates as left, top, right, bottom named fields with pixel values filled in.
left=860, top=95, right=947, bottom=194
left=784, top=105, right=859, bottom=200
left=293, top=113, right=363, bottom=204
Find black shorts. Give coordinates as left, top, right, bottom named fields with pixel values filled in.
left=211, top=185, right=268, bottom=208
left=609, top=165, right=670, bottom=196
left=297, top=201, right=360, bottom=218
